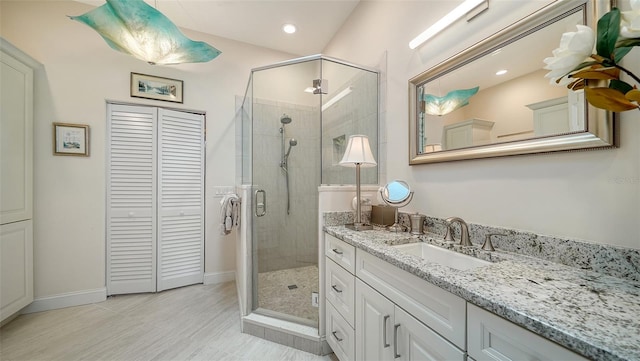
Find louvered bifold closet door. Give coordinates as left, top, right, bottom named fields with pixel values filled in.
left=157, top=109, right=204, bottom=291
left=107, top=104, right=157, bottom=295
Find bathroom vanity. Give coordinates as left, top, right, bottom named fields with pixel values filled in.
left=323, top=227, right=640, bottom=361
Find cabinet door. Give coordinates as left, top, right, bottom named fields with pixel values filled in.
left=467, top=304, right=588, bottom=361
left=355, top=279, right=395, bottom=361
left=156, top=109, right=204, bottom=291
left=106, top=104, right=157, bottom=295
left=445, top=124, right=473, bottom=150
left=0, top=49, right=33, bottom=225
left=0, top=220, right=33, bottom=321
left=395, top=306, right=465, bottom=361
left=356, top=250, right=466, bottom=349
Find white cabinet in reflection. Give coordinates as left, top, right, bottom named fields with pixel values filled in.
left=443, top=119, right=494, bottom=150
left=528, top=91, right=585, bottom=137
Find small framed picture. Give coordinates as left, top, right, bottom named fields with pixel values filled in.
left=130, top=72, right=184, bottom=103
left=53, top=123, right=89, bottom=156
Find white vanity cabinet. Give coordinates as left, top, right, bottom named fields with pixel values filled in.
left=355, top=250, right=466, bottom=350
left=528, top=92, right=585, bottom=137
left=326, top=232, right=593, bottom=361
left=356, top=278, right=463, bottom=361
left=325, top=233, right=465, bottom=361
left=443, top=118, right=494, bottom=150
left=325, top=234, right=356, bottom=361
left=467, top=304, right=589, bottom=361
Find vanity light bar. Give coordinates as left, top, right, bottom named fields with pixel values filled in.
left=409, top=0, right=487, bottom=49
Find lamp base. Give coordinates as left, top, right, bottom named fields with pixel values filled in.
left=345, top=223, right=373, bottom=231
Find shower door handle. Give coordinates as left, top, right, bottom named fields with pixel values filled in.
left=255, top=189, right=266, bottom=217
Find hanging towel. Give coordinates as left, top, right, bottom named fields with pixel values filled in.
left=220, top=193, right=240, bottom=235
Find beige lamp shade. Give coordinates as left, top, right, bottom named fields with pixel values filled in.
left=339, top=135, right=377, bottom=168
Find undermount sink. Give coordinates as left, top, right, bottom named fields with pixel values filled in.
left=393, top=242, right=491, bottom=271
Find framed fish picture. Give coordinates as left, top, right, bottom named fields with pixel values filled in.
left=53, top=123, right=89, bottom=156
left=130, top=72, right=183, bottom=103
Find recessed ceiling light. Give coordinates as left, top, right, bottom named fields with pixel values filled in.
left=496, top=69, right=507, bottom=76
left=283, top=24, right=296, bottom=34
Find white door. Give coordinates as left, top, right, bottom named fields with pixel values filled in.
left=107, top=105, right=205, bottom=295
left=156, top=108, right=204, bottom=291
left=0, top=49, right=33, bottom=225
left=0, top=221, right=33, bottom=321
left=355, top=279, right=395, bottom=361
left=395, top=306, right=464, bottom=361
left=1, top=45, right=34, bottom=321
left=106, top=104, right=157, bottom=295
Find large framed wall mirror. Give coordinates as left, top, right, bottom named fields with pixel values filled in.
left=408, top=0, right=617, bottom=165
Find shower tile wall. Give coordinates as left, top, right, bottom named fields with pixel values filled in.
left=252, top=99, right=320, bottom=273
left=321, top=70, right=379, bottom=185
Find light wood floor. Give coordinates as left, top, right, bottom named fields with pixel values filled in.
left=0, top=282, right=337, bottom=361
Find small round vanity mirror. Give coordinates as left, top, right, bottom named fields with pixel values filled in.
left=380, top=180, right=413, bottom=232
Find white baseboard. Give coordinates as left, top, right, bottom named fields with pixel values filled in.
left=204, top=271, right=235, bottom=285
left=20, top=273, right=235, bottom=314
left=21, top=288, right=107, bottom=314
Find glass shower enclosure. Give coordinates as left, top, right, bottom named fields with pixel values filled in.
left=240, top=55, right=378, bottom=328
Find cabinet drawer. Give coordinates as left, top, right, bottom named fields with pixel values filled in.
left=356, top=250, right=466, bottom=350
left=326, top=301, right=355, bottom=361
left=326, top=258, right=355, bottom=327
left=325, top=233, right=355, bottom=274
left=467, top=304, right=588, bottom=361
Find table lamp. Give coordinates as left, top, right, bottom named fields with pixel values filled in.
left=339, top=135, right=377, bottom=231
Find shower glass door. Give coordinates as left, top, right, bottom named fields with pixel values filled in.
left=250, top=59, right=322, bottom=326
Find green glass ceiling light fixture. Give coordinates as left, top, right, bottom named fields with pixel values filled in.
left=70, top=0, right=221, bottom=65
left=423, top=86, right=479, bottom=116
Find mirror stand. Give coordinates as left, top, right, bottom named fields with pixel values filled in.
left=380, top=180, right=414, bottom=232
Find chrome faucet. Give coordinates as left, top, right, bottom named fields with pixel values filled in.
left=444, top=217, right=472, bottom=247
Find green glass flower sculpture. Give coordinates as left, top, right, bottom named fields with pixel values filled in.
left=70, top=0, right=221, bottom=65
left=423, top=86, right=479, bottom=116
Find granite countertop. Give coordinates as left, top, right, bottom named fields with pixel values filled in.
left=324, top=225, right=640, bottom=361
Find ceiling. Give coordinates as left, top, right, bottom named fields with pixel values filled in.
left=77, top=0, right=361, bottom=56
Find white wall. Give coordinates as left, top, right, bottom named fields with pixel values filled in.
left=324, top=0, right=640, bottom=249
left=0, top=1, right=296, bottom=300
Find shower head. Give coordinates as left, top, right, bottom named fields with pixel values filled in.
left=280, top=114, right=292, bottom=124
left=285, top=138, right=297, bottom=157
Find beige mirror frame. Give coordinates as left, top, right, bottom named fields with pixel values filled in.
left=408, top=0, right=617, bottom=165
